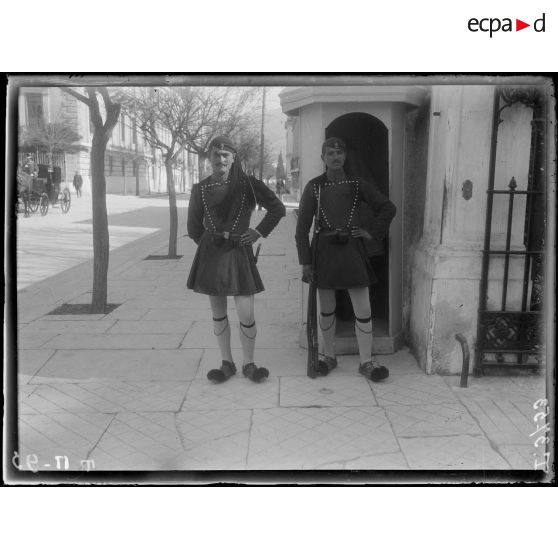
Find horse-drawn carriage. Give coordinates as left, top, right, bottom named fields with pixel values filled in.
left=17, top=162, right=71, bottom=217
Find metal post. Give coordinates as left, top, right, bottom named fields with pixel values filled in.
left=474, top=86, right=502, bottom=376
left=259, top=87, right=266, bottom=181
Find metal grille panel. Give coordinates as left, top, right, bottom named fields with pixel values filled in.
left=474, top=87, right=547, bottom=375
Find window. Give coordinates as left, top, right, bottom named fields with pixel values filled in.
left=132, top=118, right=138, bottom=145
left=26, top=93, right=45, bottom=129
left=109, top=156, right=113, bottom=175
left=121, top=116, right=126, bottom=144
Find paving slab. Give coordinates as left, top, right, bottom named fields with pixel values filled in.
left=459, top=397, right=543, bottom=445
left=99, top=306, right=149, bottom=321
left=115, top=269, right=166, bottom=281
left=445, top=375, right=546, bottom=402
left=280, top=376, right=377, bottom=407
left=141, top=307, right=211, bottom=321
left=260, top=308, right=301, bottom=322
left=497, top=444, right=548, bottom=470
left=509, top=375, right=547, bottom=393
left=182, top=377, right=279, bottom=411
left=378, top=349, right=425, bottom=373
left=169, top=410, right=252, bottom=470
left=384, top=403, right=483, bottom=437
left=257, top=278, right=291, bottom=293
left=181, top=321, right=299, bottom=349
left=316, top=452, right=410, bottom=471
left=41, top=333, right=184, bottom=350
left=314, top=451, right=411, bottom=470
left=247, top=406, right=399, bottom=469
left=29, top=349, right=202, bottom=383
left=17, top=222, right=159, bottom=291
left=105, top=320, right=193, bottom=335
left=108, top=280, right=160, bottom=289
left=18, top=384, right=39, bottom=402
left=20, top=320, right=117, bottom=335
left=39, top=313, right=106, bottom=321
left=17, top=349, right=56, bottom=380
left=17, top=330, right=58, bottom=349
left=89, top=412, right=183, bottom=470
left=266, top=298, right=301, bottom=310
left=371, top=374, right=459, bottom=406
left=19, top=382, right=190, bottom=414
left=398, top=435, right=510, bottom=470
left=17, top=412, right=114, bottom=471
left=118, top=297, right=202, bottom=310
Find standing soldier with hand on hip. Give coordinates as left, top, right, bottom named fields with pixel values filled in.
left=187, top=136, right=286, bottom=384
left=295, top=137, right=396, bottom=381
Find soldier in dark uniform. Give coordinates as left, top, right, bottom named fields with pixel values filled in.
left=187, top=136, right=286, bottom=384
left=295, top=137, right=396, bottom=381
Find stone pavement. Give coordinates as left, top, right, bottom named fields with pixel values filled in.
left=13, top=196, right=550, bottom=475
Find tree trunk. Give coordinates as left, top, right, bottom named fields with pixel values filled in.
left=90, top=133, right=110, bottom=312
left=165, top=158, right=178, bottom=258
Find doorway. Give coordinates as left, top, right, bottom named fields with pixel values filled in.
left=325, top=113, right=390, bottom=343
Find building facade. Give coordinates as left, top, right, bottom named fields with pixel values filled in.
left=18, top=87, right=198, bottom=196
left=280, top=81, right=554, bottom=376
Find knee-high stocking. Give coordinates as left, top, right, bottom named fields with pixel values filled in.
left=213, top=315, right=233, bottom=363
left=239, top=321, right=256, bottom=366
left=319, top=310, right=336, bottom=358
left=354, top=315, right=373, bottom=364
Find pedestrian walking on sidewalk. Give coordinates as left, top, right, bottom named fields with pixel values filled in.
left=73, top=171, right=83, bottom=197
left=187, top=136, right=286, bottom=384
left=295, top=137, right=396, bottom=381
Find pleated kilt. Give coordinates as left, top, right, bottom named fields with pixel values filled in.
left=313, top=233, right=378, bottom=289
left=187, top=232, right=264, bottom=296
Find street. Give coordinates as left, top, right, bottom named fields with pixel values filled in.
left=16, top=191, right=188, bottom=290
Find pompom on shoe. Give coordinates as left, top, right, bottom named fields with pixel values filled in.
left=318, top=355, right=337, bottom=375
left=207, top=360, right=237, bottom=383
left=358, top=360, right=389, bottom=382
left=242, top=362, right=269, bottom=383
left=307, top=359, right=331, bottom=378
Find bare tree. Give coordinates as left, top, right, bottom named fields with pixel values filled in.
left=117, top=86, right=201, bottom=258
left=117, top=86, right=261, bottom=255
left=61, top=87, right=121, bottom=313
left=235, top=126, right=273, bottom=177
left=181, top=87, right=260, bottom=179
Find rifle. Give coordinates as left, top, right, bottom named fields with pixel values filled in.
left=306, top=184, right=328, bottom=378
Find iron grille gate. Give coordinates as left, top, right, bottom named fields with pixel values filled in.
left=474, top=86, right=547, bottom=376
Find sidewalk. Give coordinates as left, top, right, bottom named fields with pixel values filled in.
left=14, top=204, right=549, bottom=476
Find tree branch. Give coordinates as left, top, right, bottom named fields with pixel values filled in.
left=86, top=88, right=104, bottom=130
left=99, top=87, right=121, bottom=132
left=61, top=87, right=91, bottom=106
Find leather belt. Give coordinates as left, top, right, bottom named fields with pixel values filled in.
left=207, top=231, right=242, bottom=241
